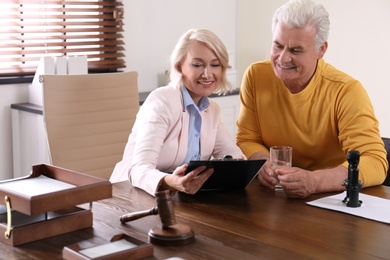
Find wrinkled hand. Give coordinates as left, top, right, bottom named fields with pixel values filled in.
left=276, top=167, right=317, bottom=198
left=258, top=162, right=316, bottom=198
left=162, top=164, right=214, bottom=194
left=257, top=160, right=278, bottom=191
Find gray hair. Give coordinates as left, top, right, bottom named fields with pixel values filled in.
left=169, top=28, right=232, bottom=95
left=272, top=0, right=330, bottom=49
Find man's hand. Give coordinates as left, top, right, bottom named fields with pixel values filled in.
left=276, top=167, right=317, bottom=198
left=251, top=151, right=348, bottom=198
left=257, top=160, right=278, bottom=191
left=277, top=165, right=348, bottom=198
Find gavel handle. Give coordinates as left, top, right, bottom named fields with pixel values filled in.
left=120, top=207, right=158, bottom=223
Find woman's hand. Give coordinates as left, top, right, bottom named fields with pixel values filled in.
left=160, top=164, right=214, bottom=194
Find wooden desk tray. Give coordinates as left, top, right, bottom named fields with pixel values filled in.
left=0, top=164, right=112, bottom=246
left=0, top=164, right=112, bottom=216
left=0, top=206, right=92, bottom=246
left=62, top=234, right=154, bottom=260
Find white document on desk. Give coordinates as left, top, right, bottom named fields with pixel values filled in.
left=307, top=192, right=390, bottom=224
left=0, top=175, right=75, bottom=197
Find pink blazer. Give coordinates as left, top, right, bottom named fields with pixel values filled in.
left=110, top=85, right=244, bottom=195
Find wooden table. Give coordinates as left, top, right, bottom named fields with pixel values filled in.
left=2, top=181, right=390, bottom=259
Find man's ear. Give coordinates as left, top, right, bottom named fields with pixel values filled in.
left=318, top=41, right=328, bottom=59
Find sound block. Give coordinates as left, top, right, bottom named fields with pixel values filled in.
left=148, top=223, right=194, bottom=246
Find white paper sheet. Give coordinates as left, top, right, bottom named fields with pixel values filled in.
left=79, top=239, right=137, bottom=258
left=306, top=192, right=390, bottom=224
left=0, top=175, right=75, bottom=197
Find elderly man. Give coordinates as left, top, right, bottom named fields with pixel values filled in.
left=236, top=0, right=387, bottom=198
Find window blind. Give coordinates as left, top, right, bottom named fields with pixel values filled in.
left=0, top=0, right=125, bottom=77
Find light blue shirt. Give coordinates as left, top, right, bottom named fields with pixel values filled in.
left=181, top=85, right=210, bottom=164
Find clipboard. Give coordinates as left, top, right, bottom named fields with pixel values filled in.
left=186, top=159, right=266, bottom=191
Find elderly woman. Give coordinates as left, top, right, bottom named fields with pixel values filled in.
left=110, top=29, right=244, bottom=196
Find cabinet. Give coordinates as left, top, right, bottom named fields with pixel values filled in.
left=11, top=93, right=240, bottom=178
left=210, top=94, right=240, bottom=140
left=11, top=104, right=50, bottom=178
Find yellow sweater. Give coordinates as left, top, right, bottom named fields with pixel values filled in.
left=237, top=59, right=387, bottom=187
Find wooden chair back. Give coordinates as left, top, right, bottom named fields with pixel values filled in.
left=42, top=72, right=139, bottom=180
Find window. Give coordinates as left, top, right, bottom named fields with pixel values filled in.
left=0, top=0, right=125, bottom=83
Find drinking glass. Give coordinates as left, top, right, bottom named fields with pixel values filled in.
left=270, top=146, right=292, bottom=190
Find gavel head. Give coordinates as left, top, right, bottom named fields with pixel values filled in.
left=347, top=150, right=360, bottom=167
left=155, top=190, right=177, bottom=228
left=149, top=190, right=194, bottom=246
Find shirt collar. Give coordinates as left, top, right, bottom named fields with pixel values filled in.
left=181, top=84, right=210, bottom=112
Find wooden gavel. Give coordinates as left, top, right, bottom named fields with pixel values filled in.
left=119, top=190, right=194, bottom=246
left=120, top=190, right=177, bottom=228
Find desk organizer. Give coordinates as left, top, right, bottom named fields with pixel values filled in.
left=0, top=164, right=112, bottom=246
left=63, top=234, right=153, bottom=260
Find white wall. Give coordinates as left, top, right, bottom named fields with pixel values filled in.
left=320, top=0, right=390, bottom=139
left=0, top=83, right=29, bottom=180
left=123, top=0, right=237, bottom=91
left=1, top=0, right=389, bottom=180
left=237, top=0, right=390, bottom=137
left=0, top=0, right=237, bottom=180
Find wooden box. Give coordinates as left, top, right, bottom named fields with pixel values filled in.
left=0, top=164, right=112, bottom=246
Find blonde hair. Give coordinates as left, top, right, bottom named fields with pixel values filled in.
left=169, top=29, right=232, bottom=95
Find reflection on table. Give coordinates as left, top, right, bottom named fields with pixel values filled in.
left=2, top=180, right=390, bottom=259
